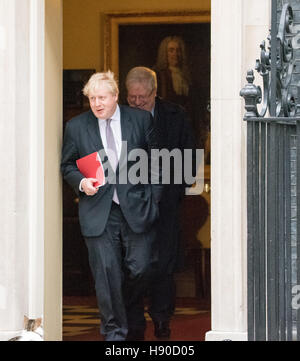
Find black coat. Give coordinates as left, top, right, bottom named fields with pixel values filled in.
left=153, top=96, right=196, bottom=202
left=61, top=105, right=163, bottom=237
left=152, top=97, right=196, bottom=274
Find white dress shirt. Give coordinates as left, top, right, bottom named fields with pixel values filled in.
left=98, top=104, right=122, bottom=160
left=79, top=105, right=122, bottom=194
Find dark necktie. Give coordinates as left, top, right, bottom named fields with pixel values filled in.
left=106, top=118, right=119, bottom=203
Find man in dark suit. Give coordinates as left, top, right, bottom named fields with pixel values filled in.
left=125, top=67, right=196, bottom=339
left=61, top=71, right=162, bottom=341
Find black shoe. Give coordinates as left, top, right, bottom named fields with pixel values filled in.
left=126, top=329, right=145, bottom=341
left=154, top=321, right=171, bottom=339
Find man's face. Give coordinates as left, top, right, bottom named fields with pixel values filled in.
left=127, top=82, right=156, bottom=112
left=167, top=40, right=181, bottom=67
left=89, top=85, right=118, bottom=119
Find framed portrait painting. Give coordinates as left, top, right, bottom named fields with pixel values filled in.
left=104, top=10, right=211, bottom=150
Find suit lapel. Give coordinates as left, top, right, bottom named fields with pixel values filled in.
left=118, top=105, right=133, bottom=173
left=87, top=105, right=133, bottom=175
left=87, top=110, right=104, bottom=151
left=86, top=111, right=117, bottom=177
left=120, top=105, right=133, bottom=144
left=154, top=98, right=166, bottom=148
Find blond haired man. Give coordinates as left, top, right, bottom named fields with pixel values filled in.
left=61, top=71, right=162, bottom=341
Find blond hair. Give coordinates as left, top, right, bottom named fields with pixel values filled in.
left=125, top=66, right=157, bottom=93
left=83, top=71, right=119, bottom=97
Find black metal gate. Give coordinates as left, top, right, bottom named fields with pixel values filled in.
left=240, top=0, right=300, bottom=341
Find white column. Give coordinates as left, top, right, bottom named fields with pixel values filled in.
left=0, top=0, right=45, bottom=340
left=44, top=0, right=63, bottom=341
left=28, top=0, right=45, bottom=320
left=206, top=0, right=270, bottom=341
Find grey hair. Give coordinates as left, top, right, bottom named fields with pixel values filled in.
left=125, top=66, right=157, bottom=93
left=154, top=36, right=190, bottom=81
left=83, top=71, right=119, bottom=97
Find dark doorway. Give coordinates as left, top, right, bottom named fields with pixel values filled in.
left=62, top=19, right=211, bottom=342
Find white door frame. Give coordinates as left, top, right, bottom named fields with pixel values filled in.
left=206, top=0, right=270, bottom=341
left=0, top=0, right=271, bottom=341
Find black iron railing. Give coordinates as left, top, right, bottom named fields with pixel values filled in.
left=240, top=0, right=300, bottom=341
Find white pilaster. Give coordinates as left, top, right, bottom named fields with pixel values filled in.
left=206, top=0, right=270, bottom=341
left=28, top=0, right=45, bottom=319
left=0, top=0, right=45, bottom=340
left=44, top=0, right=63, bottom=341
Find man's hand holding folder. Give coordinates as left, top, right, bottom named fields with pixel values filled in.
left=76, top=151, right=105, bottom=195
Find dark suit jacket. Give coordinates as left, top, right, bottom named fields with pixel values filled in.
left=61, top=105, right=163, bottom=237
left=151, top=97, right=196, bottom=273
left=154, top=96, right=196, bottom=202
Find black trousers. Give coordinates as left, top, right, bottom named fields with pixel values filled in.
left=85, top=202, right=156, bottom=341
left=148, top=196, right=181, bottom=323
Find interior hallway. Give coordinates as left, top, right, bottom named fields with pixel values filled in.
left=63, top=296, right=211, bottom=341
left=63, top=211, right=212, bottom=341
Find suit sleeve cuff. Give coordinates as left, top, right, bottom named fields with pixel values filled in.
left=79, top=178, right=86, bottom=192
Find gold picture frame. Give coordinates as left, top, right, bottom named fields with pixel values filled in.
left=104, top=10, right=211, bottom=77
left=104, top=10, right=211, bottom=150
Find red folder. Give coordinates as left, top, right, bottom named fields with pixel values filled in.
left=76, top=151, right=105, bottom=188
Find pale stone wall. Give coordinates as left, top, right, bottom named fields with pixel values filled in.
left=206, top=0, right=270, bottom=341
left=0, top=0, right=62, bottom=341
left=0, top=0, right=44, bottom=341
